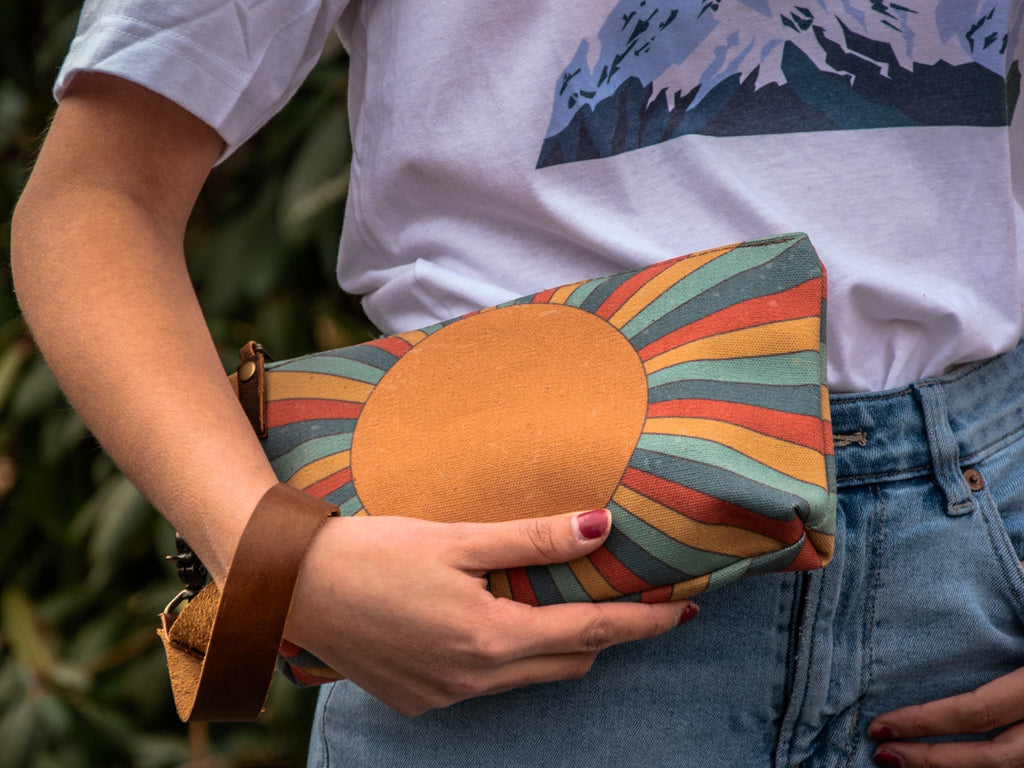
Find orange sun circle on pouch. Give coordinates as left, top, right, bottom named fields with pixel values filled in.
left=351, top=303, right=649, bottom=523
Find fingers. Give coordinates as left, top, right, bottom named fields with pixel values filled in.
left=869, top=668, right=1024, bottom=767
left=491, top=597, right=699, bottom=659
left=455, top=509, right=614, bottom=571
left=869, top=667, right=1024, bottom=740
left=871, top=722, right=1024, bottom=767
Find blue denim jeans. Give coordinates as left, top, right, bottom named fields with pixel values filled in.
left=307, top=341, right=1024, bottom=767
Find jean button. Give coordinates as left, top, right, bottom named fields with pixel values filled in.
left=963, top=468, right=985, bottom=491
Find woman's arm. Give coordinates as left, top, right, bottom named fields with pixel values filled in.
left=11, top=72, right=694, bottom=716
left=11, top=72, right=268, bottom=582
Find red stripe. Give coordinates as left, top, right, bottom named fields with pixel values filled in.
left=622, top=467, right=805, bottom=544
left=588, top=547, right=654, bottom=594
left=506, top=568, right=540, bottom=606
left=304, top=467, right=352, bottom=499
left=286, top=663, right=339, bottom=686
left=640, top=585, right=673, bottom=604
left=268, top=398, right=363, bottom=427
left=596, top=259, right=680, bottom=320
left=646, top=399, right=827, bottom=453
left=532, top=288, right=558, bottom=304
left=367, top=335, right=414, bottom=358
left=279, top=639, right=303, bottom=658
left=784, top=537, right=825, bottom=571
left=639, top=278, right=823, bottom=360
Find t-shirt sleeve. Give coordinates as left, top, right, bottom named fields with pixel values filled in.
left=54, top=0, right=350, bottom=159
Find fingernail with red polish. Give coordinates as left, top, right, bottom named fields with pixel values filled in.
left=873, top=750, right=904, bottom=768
left=868, top=724, right=896, bottom=741
left=574, top=509, right=609, bottom=540
left=677, top=602, right=699, bottom=626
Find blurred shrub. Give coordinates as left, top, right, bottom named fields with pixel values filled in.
left=1, top=3, right=373, bottom=766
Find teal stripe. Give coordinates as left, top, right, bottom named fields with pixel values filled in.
left=635, top=433, right=827, bottom=504
left=336, top=495, right=365, bottom=517
left=564, top=278, right=605, bottom=308
left=803, top=490, right=837, bottom=535
left=544, top=562, right=595, bottom=602
left=620, top=244, right=786, bottom=339
left=746, top=538, right=804, bottom=574
left=271, top=433, right=352, bottom=479
left=646, top=351, right=824, bottom=388
left=706, top=558, right=751, bottom=589
left=606, top=501, right=745, bottom=573
left=279, top=356, right=385, bottom=384
left=609, top=501, right=740, bottom=575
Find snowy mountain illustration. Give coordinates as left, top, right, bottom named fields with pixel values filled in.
left=537, top=1, right=1021, bottom=168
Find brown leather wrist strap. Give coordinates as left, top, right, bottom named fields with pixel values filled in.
left=158, top=483, right=339, bottom=721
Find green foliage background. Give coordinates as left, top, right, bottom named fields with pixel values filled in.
left=1, top=3, right=374, bottom=766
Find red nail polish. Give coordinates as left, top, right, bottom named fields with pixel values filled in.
left=677, top=602, right=699, bottom=625
left=869, top=724, right=895, bottom=741
left=873, top=750, right=904, bottom=768
left=575, top=509, right=609, bottom=540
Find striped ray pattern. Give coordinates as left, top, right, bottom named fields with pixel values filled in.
left=259, top=233, right=835, bottom=683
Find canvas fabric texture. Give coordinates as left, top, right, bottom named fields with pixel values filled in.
left=248, top=233, right=836, bottom=685
left=55, top=0, right=1024, bottom=393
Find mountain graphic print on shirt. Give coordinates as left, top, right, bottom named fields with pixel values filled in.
left=537, top=0, right=1022, bottom=168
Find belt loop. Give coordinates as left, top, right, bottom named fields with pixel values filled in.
left=912, top=382, right=974, bottom=517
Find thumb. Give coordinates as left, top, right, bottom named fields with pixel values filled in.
left=455, top=509, right=612, bottom=572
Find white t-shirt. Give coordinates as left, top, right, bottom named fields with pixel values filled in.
left=56, top=0, right=1024, bottom=392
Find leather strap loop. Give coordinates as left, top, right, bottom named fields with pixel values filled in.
left=158, top=483, right=338, bottom=721
left=237, top=341, right=269, bottom=438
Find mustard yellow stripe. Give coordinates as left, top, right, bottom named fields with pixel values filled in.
left=267, top=371, right=375, bottom=402
left=821, top=385, right=831, bottom=421
left=550, top=279, right=588, bottom=306
left=645, top=416, right=827, bottom=487
left=290, top=450, right=351, bottom=488
left=644, top=317, right=821, bottom=373
left=396, top=329, right=428, bottom=346
left=489, top=569, right=513, bottom=600
left=568, top=556, right=620, bottom=601
left=807, top=529, right=835, bottom=564
left=608, top=246, right=734, bottom=328
left=613, top=485, right=784, bottom=558
left=670, top=575, right=710, bottom=600
left=352, top=508, right=369, bottom=517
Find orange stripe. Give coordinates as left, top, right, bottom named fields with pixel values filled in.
left=612, top=485, right=786, bottom=557
left=639, top=278, right=823, bottom=361
left=647, top=399, right=827, bottom=453
left=622, top=467, right=806, bottom=543
left=596, top=258, right=682, bottom=320
left=643, top=317, right=821, bottom=373
left=607, top=247, right=734, bottom=327
left=644, top=416, right=827, bottom=487
left=488, top=569, right=514, bottom=600
left=670, top=576, right=710, bottom=600
left=568, top=555, right=621, bottom=601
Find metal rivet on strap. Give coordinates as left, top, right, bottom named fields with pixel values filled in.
left=963, top=468, right=985, bottom=492
left=238, top=360, right=257, bottom=382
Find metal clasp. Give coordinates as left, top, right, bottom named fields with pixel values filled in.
left=163, top=533, right=209, bottom=614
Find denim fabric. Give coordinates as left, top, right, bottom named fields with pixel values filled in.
left=308, top=341, right=1024, bottom=767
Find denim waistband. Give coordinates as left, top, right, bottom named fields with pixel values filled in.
left=828, top=339, right=1024, bottom=489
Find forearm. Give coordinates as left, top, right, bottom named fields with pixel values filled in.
left=11, top=74, right=277, bottom=582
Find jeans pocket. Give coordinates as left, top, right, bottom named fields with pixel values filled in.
left=970, top=454, right=1024, bottom=628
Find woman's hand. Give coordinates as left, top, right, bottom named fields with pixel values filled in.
left=285, top=508, right=698, bottom=716
left=868, top=666, right=1024, bottom=767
